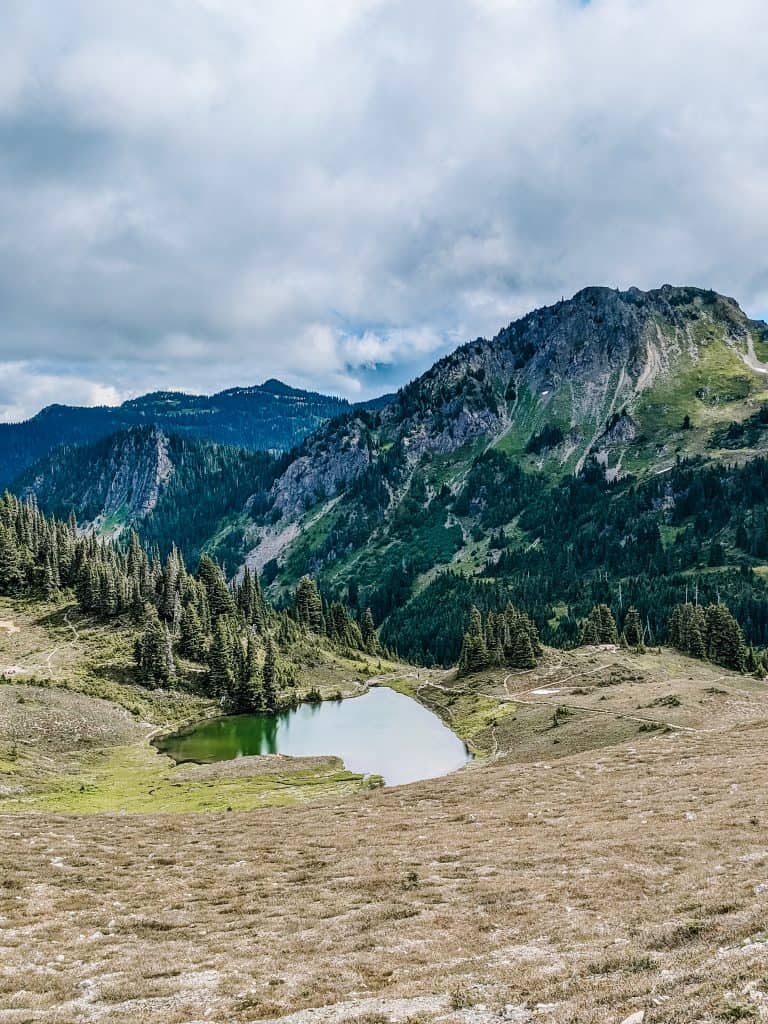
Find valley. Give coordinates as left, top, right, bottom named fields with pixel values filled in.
left=3, top=284, right=768, bottom=1022
left=2, top=610, right=768, bottom=1021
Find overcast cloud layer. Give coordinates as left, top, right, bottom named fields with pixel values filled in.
left=1, top=0, right=767, bottom=420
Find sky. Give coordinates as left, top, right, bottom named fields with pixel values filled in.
left=1, top=0, right=767, bottom=421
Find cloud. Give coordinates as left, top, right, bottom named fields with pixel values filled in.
left=0, top=363, right=127, bottom=423
left=0, top=0, right=767, bottom=416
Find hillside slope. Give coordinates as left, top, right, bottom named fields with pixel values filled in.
left=14, top=425, right=278, bottom=571
left=242, top=286, right=768, bottom=658
left=13, top=286, right=768, bottom=662
left=3, top=642, right=768, bottom=1021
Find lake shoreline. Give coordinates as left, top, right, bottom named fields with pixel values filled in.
left=155, top=685, right=473, bottom=788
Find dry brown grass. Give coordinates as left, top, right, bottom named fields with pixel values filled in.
left=3, top=604, right=768, bottom=1022
left=2, top=705, right=768, bottom=1023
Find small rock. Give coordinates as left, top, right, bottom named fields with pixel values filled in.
left=620, top=1012, right=644, bottom=1024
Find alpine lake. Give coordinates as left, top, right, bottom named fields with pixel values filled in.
left=156, top=685, right=472, bottom=787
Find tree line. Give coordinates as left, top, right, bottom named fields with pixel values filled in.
left=0, top=492, right=380, bottom=713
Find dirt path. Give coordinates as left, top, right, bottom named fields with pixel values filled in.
left=502, top=672, right=701, bottom=733
left=0, top=606, right=83, bottom=680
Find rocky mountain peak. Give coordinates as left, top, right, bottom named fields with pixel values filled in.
left=262, top=285, right=766, bottom=525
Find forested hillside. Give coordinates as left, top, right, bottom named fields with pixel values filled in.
left=0, top=492, right=379, bottom=713
left=14, top=426, right=281, bottom=574
left=10, top=285, right=768, bottom=669
left=0, top=379, right=359, bottom=487
left=239, top=286, right=768, bottom=664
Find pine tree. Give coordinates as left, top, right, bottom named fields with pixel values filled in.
left=597, top=604, right=619, bottom=644
left=507, top=625, right=536, bottom=669
left=581, top=609, right=600, bottom=645
left=179, top=605, right=206, bottom=660
left=295, top=576, right=324, bottom=632
left=704, top=603, right=746, bottom=672
left=197, top=555, right=235, bottom=619
left=228, top=636, right=262, bottom=714
left=209, top=617, right=236, bottom=696
left=262, top=636, right=278, bottom=711
left=0, top=526, right=23, bottom=593
left=361, top=607, right=378, bottom=654
left=136, top=611, right=175, bottom=687
left=623, top=606, right=643, bottom=648
left=458, top=606, right=489, bottom=675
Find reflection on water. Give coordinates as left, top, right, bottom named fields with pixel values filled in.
left=157, top=686, right=471, bottom=787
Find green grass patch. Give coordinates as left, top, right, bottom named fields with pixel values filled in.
left=1, top=743, right=368, bottom=813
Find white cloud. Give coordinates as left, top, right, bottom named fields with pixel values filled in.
left=0, top=363, right=126, bottom=423
left=0, top=0, right=766, bottom=415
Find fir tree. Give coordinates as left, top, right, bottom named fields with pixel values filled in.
left=262, top=636, right=278, bottom=711
left=361, top=607, right=378, bottom=654
left=0, top=526, right=23, bottom=593
left=458, top=606, right=489, bottom=675
left=197, top=555, right=235, bottom=619
left=507, top=626, right=536, bottom=669
left=136, top=611, right=175, bottom=687
left=179, top=605, right=206, bottom=661
left=209, top=617, right=236, bottom=696
left=295, top=576, right=324, bottom=632
left=622, top=606, right=643, bottom=648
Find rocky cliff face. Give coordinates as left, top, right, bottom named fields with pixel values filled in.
left=93, top=427, right=173, bottom=526
left=17, top=426, right=176, bottom=535
left=268, top=418, right=374, bottom=517
left=264, top=285, right=767, bottom=522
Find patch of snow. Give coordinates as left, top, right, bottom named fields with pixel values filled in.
left=531, top=687, right=561, bottom=695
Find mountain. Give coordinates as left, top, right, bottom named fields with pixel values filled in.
left=14, top=426, right=278, bottom=573
left=0, top=379, right=382, bottom=488
left=238, top=285, right=768, bottom=659
left=12, top=285, right=768, bottom=664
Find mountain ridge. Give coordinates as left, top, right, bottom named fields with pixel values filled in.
left=11, top=284, right=768, bottom=663
left=257, top=284, right=768, bottom=523
left=0, top=378, right=390, bottom=488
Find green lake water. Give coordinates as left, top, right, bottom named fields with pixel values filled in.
left=156, top=686, right=471, bottom=787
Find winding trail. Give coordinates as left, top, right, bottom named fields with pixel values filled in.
left=1, top=605, right=84, bottom=680
left=501, top=671, right=702, bottom=733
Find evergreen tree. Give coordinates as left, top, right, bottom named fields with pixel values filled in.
left=705, top=603, right=746, bottom=671
left=135, top=611, right=175, bottom=687
left=360, top=607, right=379, bottom=654
left=507, top=625, right=536, bottom=669
left=458, top=606, right=489, bottom=675
left=295, top=576, right=324, bottom=632
left=262, top=636, right=278, bottom=711
left=597, top=604, right=619, bottom=643
left=623, top=606, right=643, bottom=648
left=197, top=555, right=235, bottom=619
left=209, top=617, right=236, bottom=696
left=0, top=526, right=23, bottom=593
left=179, top=604, right=206, bottom=660
left=581, top=608, right=600, bottom=645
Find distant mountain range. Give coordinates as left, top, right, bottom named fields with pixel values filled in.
left=0, top=378, right=391, bottom=488
left=11, top=285, right=768, bottom=664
